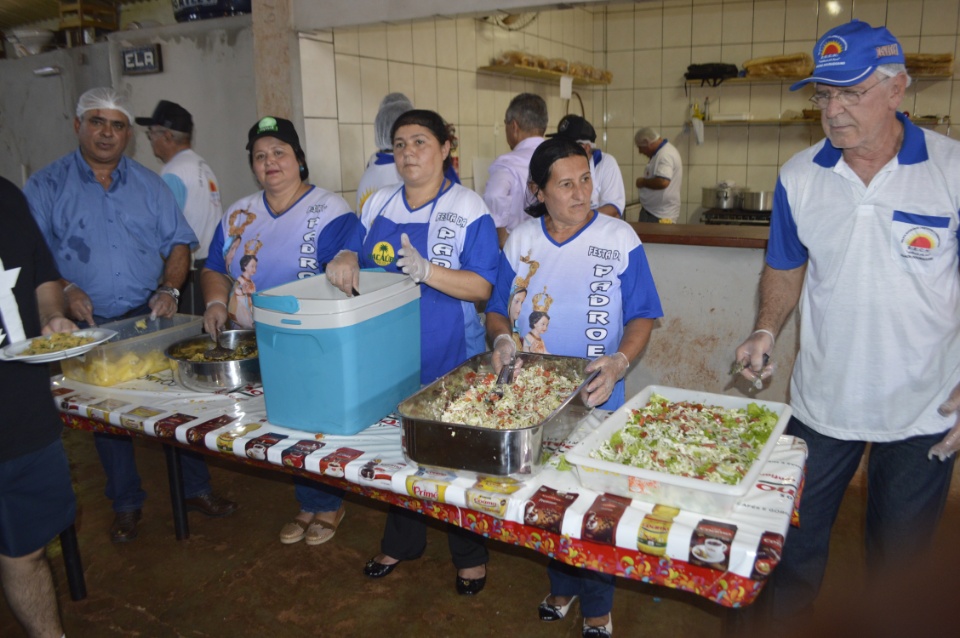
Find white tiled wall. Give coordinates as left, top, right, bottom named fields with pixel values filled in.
left=300, top=7, right=601, bottom=208
left=300, top=0, right=960, bottom=223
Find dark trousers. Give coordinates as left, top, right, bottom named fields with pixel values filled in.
left=182, top=259, right=206, bottom=316
left=764, top=416, right=955, bottom=620
left=547, top=560, right=615, bottom=617
left=638, top=208, right=661, bottom=223
left=93, top=432, right=213, bottom=511
left=380, top=505, right=488, bottom=569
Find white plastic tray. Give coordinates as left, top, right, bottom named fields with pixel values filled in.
left=565, top=385, right=791, bottom=515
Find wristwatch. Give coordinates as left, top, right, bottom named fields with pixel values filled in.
left=156, top=286, right=181, bottom=303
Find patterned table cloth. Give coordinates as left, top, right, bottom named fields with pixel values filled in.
left=54, top=371, right=805, bottom=608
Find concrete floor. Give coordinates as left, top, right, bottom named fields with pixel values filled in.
left=2, top=429, right=959, bottom=637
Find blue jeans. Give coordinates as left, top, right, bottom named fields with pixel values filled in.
left=767, top=417, right=955, bottom=619
left=293, top=477, right=344, bottom=513
left=93, top=433, right=213, bottom=511
left=547, top=560, right=615, bottom=617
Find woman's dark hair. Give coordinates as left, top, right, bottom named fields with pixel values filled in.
left=528, top=310, right=550, bottom=330
left=524, top=137, right=589, bottom=218
left=247, top=142, right=310, bottom=183
left=239, top=254, right=258, bottom=272
left=390, top=109, right=454, bottom=172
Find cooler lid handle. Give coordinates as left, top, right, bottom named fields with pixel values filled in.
left=252, top=292, right=300, bottom=314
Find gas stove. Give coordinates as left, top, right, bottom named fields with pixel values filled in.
left=701, top=208, right=771, bottom=226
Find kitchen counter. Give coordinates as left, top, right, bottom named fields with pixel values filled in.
left=631, top=222, right=769, bottom=250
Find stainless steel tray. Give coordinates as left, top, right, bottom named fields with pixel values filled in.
left=399, top=352, right=595, bottom=478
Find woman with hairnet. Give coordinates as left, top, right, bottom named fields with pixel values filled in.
left=355, top=93, right=460, bottom=214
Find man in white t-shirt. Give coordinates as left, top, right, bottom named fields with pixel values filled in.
left=137, top=100, right=223, bottom=314
left=483, top=93, right=548, bottom=247
left=548, top=114, right=625, bottom=219
left=635, top=127, right=682, bottom=223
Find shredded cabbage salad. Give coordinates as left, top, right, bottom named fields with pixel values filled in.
left=439, top=365, right=582, bottom=430
left=590, top=393, right=779, bottom=485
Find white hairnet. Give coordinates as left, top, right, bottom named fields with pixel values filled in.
left=375, top=92, right=413, bottom=151
left=76, top=87, right=134, bottom=124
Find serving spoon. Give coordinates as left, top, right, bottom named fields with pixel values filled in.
left=207, top=331, right=235, bottom=361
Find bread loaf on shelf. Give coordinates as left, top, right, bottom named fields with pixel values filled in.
left=905, top=53, right=954, bottom=77
left=743, top=52, right=813, bottom=78
left=493, top=50, right=535, bottom=67
left=488, top=51, right=612, bottom=84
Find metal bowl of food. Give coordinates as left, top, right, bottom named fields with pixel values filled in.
left=165, top=330, right=260, bottom=393
left=399, top=352, right=596, bottom=478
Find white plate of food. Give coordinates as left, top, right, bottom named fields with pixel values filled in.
left=0, top=328, right=118, bottom=363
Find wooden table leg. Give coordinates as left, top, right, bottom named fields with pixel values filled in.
left=163, top=444, right=190, bottom=540
left=59, top=524, right=87, bottom=601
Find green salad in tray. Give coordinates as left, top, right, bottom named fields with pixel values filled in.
left=590, top=393, right=780, bottom=485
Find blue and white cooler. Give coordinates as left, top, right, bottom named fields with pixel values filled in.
left=252, top=272, right=420, bottom=435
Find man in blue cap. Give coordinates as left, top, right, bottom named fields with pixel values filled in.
left=734, top=20, right=960, bottom=622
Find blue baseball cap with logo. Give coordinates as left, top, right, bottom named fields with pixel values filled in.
left=790, top=20, right=904, bottom=90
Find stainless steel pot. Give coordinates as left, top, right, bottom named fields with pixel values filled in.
left=740, top=190, right=774, bottom=211
left=702, top=186, right=742, bottom=210
left=399, top=352, right=596, bottom=478
left=165, top=330, right=260, bottom=392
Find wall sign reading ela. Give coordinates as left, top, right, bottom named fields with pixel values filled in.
left=121, top=45, right=163, bottom=75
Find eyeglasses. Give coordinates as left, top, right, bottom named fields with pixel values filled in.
left=809, top=76, right=891, bottom=109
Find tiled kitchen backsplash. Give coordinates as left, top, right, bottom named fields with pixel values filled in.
left=300, top=0, right=959, bottom=223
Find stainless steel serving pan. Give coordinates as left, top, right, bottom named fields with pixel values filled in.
left=165, top=330, right=260, bottom=393
left=399, top=352, right=596, bottom=478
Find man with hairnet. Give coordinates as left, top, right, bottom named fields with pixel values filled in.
left=24, top=87, right=238, bottom=544
left=355, top=93, right=462, bottom=215
left=483, top=92, right=548, bottom=247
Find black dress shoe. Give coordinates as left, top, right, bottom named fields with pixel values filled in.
left=455, top=571, right=487, bottom=595
left=185, top=493, right=238, bottom=518
left=110, top=510, right=142, bottom=543
left=363, top=557, right=400, bottom=578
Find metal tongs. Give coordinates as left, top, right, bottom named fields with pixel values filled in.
left=489, top=354, right=517, bottom=401
left=730, top=354, right=770, bottom=391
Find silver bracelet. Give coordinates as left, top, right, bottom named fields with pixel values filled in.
left=493, top=333, right=513, bottom=349
left=63, top=282, right=77, bottom=293
left=206, top=300, right=227, bottom=310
